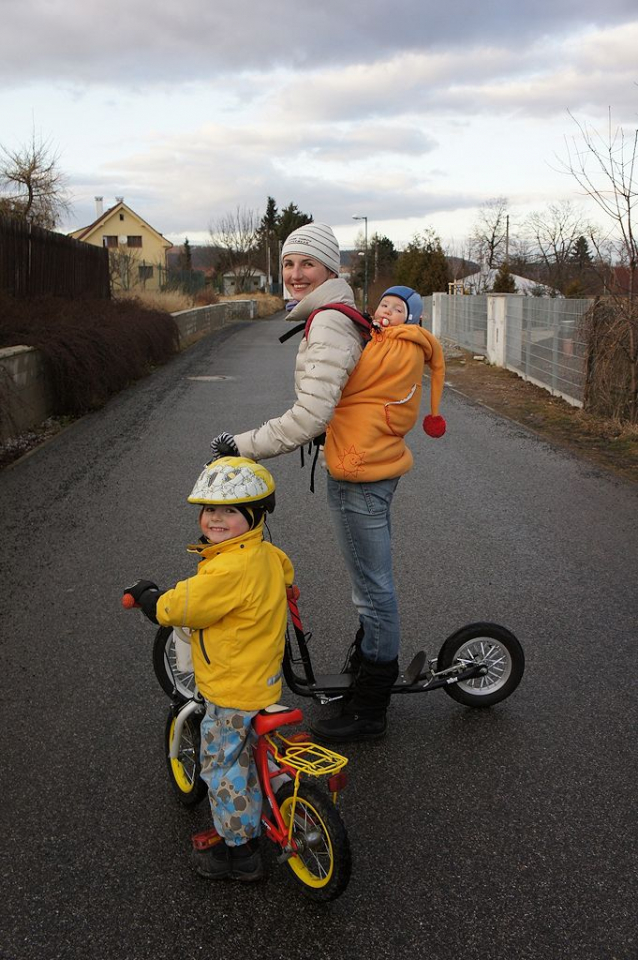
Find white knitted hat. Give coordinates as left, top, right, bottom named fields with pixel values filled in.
left=281, top=222, right=340, bottom=276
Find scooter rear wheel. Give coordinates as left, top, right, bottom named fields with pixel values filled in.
left=436, top=622, right=524, bottom=707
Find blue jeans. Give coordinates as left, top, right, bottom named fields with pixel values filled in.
left=327, top=475, right=400, bottom=663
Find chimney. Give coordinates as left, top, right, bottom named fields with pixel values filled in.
left=95, top=196, right=103, bottom=217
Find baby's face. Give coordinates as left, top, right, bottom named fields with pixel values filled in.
left=374, top=295, right=407, bottom=327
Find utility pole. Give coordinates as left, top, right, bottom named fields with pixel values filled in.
left=353, top=215, right=368, bottom=312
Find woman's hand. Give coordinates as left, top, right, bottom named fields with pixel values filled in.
left=209, top=432, right=240, bottom=460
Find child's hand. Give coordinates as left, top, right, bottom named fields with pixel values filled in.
left=122, top=579, right=162, bottom=624
left=123, top=579, right=159, bottom=601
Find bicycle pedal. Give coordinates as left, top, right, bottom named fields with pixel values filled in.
left=403, top=651, right=427, bottom=685
left=191, top=828, right=222, bottom=851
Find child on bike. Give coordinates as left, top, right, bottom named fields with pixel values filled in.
left=124, top=457, right=294, bottom=881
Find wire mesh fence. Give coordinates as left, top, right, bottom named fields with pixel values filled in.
left=503, top=297, right=591, bottom=405
left=423, top=293, right=594, bottom=407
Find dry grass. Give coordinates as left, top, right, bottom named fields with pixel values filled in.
left=115, top=288, right=197, bottom=313
left=219, top=292, right=284, bottom=318
left=446, top=350, right=638, bottom=483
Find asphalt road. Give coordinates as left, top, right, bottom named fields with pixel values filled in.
left=1, top=313, right=636, bottom=960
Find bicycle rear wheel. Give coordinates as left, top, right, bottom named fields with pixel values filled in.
left=164, top=708, right=208, bottom=806
left=275, top=781, right=351, bottom=902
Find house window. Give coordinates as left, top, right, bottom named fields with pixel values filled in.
left=127, top=236, right=142, bottom=248
left=139, top=265, right=154, bottom=280
left=103, top=235, right=118, bottom=248
left=119, top=213, right=125, bottom=221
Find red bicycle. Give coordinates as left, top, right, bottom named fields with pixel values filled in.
left=123, top=590, right=352, bottom=902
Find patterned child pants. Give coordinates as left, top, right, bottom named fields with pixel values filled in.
left=199, top=701, right=262, bottom=846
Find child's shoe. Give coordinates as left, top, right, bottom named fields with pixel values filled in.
left=229, top=839, right=263, bottom=882
left=192, top=839, right=230, bottom=880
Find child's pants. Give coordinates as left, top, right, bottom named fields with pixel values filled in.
left=199, top=702, right=262, bottom=846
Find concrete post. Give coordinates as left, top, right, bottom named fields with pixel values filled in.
left=487, top=295, right=506, bottom=367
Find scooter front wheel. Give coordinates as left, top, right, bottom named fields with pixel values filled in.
left=436, top=622, right=524, bottom=708
left=276, top=782, right=351, bottom=902
left=164, top=708, right=208, bottom=806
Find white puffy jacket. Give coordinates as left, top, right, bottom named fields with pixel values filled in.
left=234, top=278, right=364, bottom=461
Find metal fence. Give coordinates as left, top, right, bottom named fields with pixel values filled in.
left=423, top=293, right=593, bottom=406
left=0, top=215, right=110, bottom=299
left=424, top=293, right=489, bottom=351
left=503, top=297, right=591, bottom=406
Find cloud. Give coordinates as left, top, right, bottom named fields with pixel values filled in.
left=2, top=0, right=637, bottom=86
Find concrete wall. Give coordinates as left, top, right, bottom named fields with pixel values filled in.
left=0, top=300, right=257, bottom=442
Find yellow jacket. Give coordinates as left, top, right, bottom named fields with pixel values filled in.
left=324, top=324, right=445, bottom=482
left=155, top=526, right=294, bottom=710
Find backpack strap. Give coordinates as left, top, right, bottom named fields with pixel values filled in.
left=279, top=303, right=373, bottom=344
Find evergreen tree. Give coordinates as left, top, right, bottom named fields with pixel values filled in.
left=570, top=235, right=593, bottom=268
left=276, top=202, right=313, bottom=242
left=179, top=237, right=193, bottom=272
left=395, top=229, right=451, bottom=296
left=492, top=262, right=517, bottom=293
left=257, top=197, right=279, bottom=284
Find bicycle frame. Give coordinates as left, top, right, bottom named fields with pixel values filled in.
left=176, top=696, right=349, bottom=858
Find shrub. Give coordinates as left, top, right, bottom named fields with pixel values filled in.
left=0, top=293, right=180, bottom=416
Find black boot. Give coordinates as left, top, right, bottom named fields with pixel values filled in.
left=192, top=839, right=231, bottom=879
left=230, top=838, right=263, bottom=882
left=311, top=656, right=399, bottom=743
left=342, top=624, right=364, bottom=676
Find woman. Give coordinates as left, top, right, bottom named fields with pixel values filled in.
left=210, top=222, right=443, bottom=742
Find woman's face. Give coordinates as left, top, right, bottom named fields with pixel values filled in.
left=282, top=254, right=334, bottom=300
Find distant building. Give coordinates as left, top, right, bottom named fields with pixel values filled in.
left=69, top=197, right=172, bottom=292
left=222, top=268, right=267, bottom=296
left=451, top=268, right=560, bottom=297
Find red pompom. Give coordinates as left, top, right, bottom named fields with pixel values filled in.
left=423, top=414, right=446, bottom=438
left=121, top=593, right=137, bottom=608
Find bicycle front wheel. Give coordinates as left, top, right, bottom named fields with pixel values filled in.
left=153, top=626, right=196, bottom=701
left=164, top=708, right=208, bottom=807
left=276, top=781, right=351, bottom=902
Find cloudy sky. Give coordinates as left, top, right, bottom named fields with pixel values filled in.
left=1, top=0, right=636, bottom=252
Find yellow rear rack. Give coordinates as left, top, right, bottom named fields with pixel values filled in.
left=266, top=733, right=348, bottom=777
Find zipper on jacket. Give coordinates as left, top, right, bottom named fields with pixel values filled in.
left=198, top=629, right=210, bottom=664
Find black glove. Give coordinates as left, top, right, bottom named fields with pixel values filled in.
left=209, top=432, right=240, bottom=460
left=123, top=579, right=162, bottom=624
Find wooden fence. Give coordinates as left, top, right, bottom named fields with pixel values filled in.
left=0, top=215, right=110, bottom=299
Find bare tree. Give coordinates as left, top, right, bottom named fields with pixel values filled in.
left=469, top=197, right=510, bottom=269
left=562, top=107, right=638, bottom=420
left=523, top=200, right=596, bottom=292
left=209, top=206, right=260, bottom=293
left=0, top=132, right=70, bottom=229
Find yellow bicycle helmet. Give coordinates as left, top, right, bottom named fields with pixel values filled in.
left=188, top=457, right=276, bottom=527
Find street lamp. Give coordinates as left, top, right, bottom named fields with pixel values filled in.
left=352, top=215, right=368, bottom=313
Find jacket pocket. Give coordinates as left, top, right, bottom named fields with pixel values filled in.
left=384, top=383, right=419, bottom=437
left=198, top=629, right=210, bottom=664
